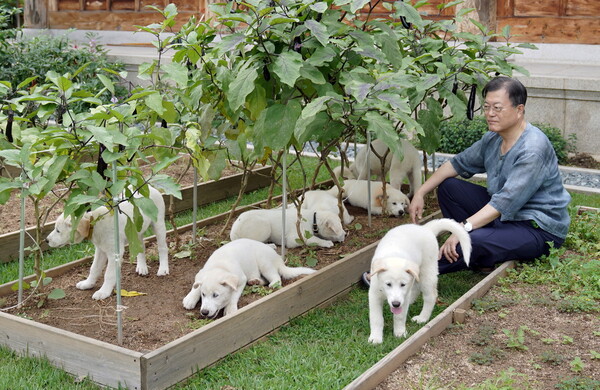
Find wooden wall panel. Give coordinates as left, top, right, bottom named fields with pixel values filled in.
left=48, top=10, right=200, bottom=31
left=566, top=0, right=600, bottom=16
left=515, top=0, right=560, bottom=17
left=498, top=16, right=600, bottom=44
left=111, top=0, right=136, bottom=10
left=57, top=0, right=81, bottom=11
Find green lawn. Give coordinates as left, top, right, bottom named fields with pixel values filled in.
left=0, top=183, right=597, bottom=389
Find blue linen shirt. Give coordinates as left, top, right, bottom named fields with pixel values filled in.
left=450, top=123, right=571, bottom=239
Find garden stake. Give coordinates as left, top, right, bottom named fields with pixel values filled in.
left=17, top=171, right=28, bottom=306
left=366, top=132, right=372, bottom=227
left=281, top=148, right=288, bottom=259
left=192, top=167, right=198, bottom=245
left=112, top=160, right=123, bottom=345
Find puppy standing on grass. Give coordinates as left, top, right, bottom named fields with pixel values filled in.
left=46, top=185, right=169, bottom=300
left=182, top=238, right=315, bottom=318
left=368, top=219, right=471, bottom=344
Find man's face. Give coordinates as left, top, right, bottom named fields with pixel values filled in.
left=482, top=88, right=524, bottom=134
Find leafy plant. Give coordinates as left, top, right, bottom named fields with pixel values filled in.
left=569, top=357, right=585, bottom=373
left=469, top=323, right=497, bottom=346
left=555, top=376, right=600, bottom=390
left=540, top=350, right=566, bottom=366
left=502, top=325, right=530, bottom=351
left=469, top=346, right=505, bottom=365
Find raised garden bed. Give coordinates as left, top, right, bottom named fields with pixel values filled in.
left=0, top=164, right=272, bottom=263
left=0, top=175, right=440, bottom=390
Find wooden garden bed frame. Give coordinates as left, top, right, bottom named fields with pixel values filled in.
left=0, top=165, right=272, bottom=263
left=1, top=190, right=515, bottom=390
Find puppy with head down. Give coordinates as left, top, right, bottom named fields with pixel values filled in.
left=46, top=185, right=169, bottom=300
left=182, top=239, right=315, bottom=317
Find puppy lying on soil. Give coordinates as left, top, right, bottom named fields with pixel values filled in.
left=368, top=219, right=471, bottom=344
left=334, top=138, right=422, bottom=198
left=301, top=189, right=354, bottom=225
left=328, top=179, right=410, bottom=217
left=182, top=238, right=315, bottom=317
left=230, top=206, right=345, bottom=248
left=46, top=185, right=169, bottom=300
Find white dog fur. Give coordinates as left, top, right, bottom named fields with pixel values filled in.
left=328, top=179, right=410, bottom=217
left=230, top=206, right=345, bottom=248
left=182, top=238, right=315, bottom=317
left=334, top=138, right=422, bottom=198
left=368, top=218, right=471, bottom=344
left=301, top=189, right=354, bottom=225
left=46, top=186, right=169, bottom=300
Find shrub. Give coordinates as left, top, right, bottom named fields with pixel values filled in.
left=0, top=32, right=126, bottom=111
left=437, top=116, right=572, bottom=164
left=438, top=116, right=488, bottom=154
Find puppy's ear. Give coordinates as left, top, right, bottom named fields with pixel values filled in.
left=375, top=194, right=386, bottom=208
left=192, top=282, right=201, bottom=290
left=221, top=275, right=239, bottom=290
left=75, top=214, right=91, bottom=242
left=406, top=267, right=420, bottom=283
left=370, top=258, right=387, bottom=276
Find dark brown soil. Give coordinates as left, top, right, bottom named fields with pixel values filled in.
left=378, top=283, right=600, bottom=389
left=1, top=198, right=438, bottom=352
left=565, top=152, right=600, bottom=169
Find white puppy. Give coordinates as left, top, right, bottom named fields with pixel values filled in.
left=182, top=238, right=316, bottom=317
left=335, top=139, right=422, bottom=198
left=301, top=189, right=354, bottom=225
left=230, top=206, right=345, bottom=248
left=46, top=186, right=169, bottom=300
left=328, top=179, right=410, bottom=217
left=368, top=218, right=471, bottom=344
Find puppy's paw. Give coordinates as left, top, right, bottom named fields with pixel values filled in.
left=412, top=314, right=430, bottom=324
left=92, top=289, right=112, bottom=300
left=393, top=328, right=407, bottom=338
left=136, top=264, right=149, bottom=276
left=76, top=280, right=95, bottom=290
left=156, top=267, right=169, bottom=276
left=321, top=240, right=334, bottom=248
left=182, top=294, right=199, bottom=310
left=368, top=334, right=383, bottom=344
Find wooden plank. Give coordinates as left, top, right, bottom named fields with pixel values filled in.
left=24, top=0, right=49, bottom=27
left=0, top=311, right=143, bottom=389
left=497, top=16, right=600, bottom=44
left=496, top=0, right=515, bottom=17
left=48, top=10, right=199, bottom=30
left=343, top=261, right=516, bottom=390
left=0, top=166, right=271, bottom=264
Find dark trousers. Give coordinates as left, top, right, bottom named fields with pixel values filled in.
left=436, top=178, right=564, bottom=274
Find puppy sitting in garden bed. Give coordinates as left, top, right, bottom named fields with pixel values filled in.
left=334, top=138, right=422, bottom=198
left=328, top=179, right=410, bottom=217
left=46, top=185, right=169, bottom=300
left=182, top=238, right=315, bottom=318
left=230, top=206, right=345, bottom=248
left=368, top=219, right=471, bottom=344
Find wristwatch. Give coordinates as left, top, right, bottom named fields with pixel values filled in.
left=463, top=219, right=473, bottom=232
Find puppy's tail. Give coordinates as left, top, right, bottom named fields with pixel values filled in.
left=424, top=218, right=472, bottom=266
left=278, top=264, right=316, bottom=280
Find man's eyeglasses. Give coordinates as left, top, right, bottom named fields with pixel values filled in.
left=482, top=105, right=510, bottom=113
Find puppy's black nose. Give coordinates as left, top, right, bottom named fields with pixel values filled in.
left=201, top=309, right=209, bottom=317
left=392, top=301, right=401, bottom=308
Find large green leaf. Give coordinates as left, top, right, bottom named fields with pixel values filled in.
left=308, top=46, right=337, bottom=66
left=273, top=51, right=303, bottom=87
left=350, top=0, right=370, bottom=13
left=364, top=112, right=403, bottom=159
left=254, top=101, right=302, bottom=151
left=162, top=62, right=189, bottom=88
left=227, top=67, right=259, bottom=112
left=305, top=19, right=330, bottom=46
